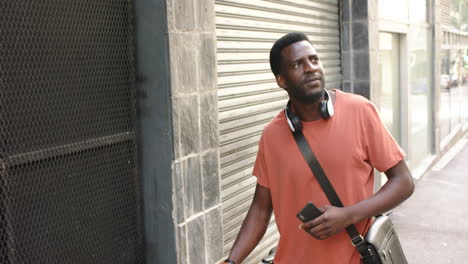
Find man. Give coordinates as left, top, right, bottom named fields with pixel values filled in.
left=223, top=32, right=414, bottom=264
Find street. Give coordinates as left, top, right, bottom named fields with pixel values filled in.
left=392, top=135, right=468, bottom=263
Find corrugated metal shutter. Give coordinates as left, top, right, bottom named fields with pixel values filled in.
left=440, top=0, right=451, bottom=27
left=215, top=0, right=342, bottom=262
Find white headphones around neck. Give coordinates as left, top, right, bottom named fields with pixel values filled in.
left=284, top=89, right=334, bottom=132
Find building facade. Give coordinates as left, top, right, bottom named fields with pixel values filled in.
left=1, top=0, right=467, bottom=264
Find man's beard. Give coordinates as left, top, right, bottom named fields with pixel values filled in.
left=288, top=79, right=325, bottom=104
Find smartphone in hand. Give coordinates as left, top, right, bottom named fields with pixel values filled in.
left=296, top=202, right=323, bottom=223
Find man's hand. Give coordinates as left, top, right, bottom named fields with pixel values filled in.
left=298, top=160, right=414, bottom=241
left=299, top=205, right=352, bottom=240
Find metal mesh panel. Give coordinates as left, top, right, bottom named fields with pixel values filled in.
left=0, top=1, right=143, bottom=263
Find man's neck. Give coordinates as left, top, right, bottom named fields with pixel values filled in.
left=290, top=97, right=323, bottom=122
left=290, top=90, right=335, bottom=122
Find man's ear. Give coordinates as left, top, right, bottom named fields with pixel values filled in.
left=275, top=74, right=287, bottom=90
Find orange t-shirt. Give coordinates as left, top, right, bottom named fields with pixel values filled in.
left=253, top=90, right=405, bottom=264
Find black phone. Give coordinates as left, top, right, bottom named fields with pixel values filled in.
left=296, top=202, right=323, bottom=223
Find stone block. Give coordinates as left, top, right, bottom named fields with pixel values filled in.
left=341, top=22, right=350, bottom=51
left=352, top=0, right=368, bottom=20
left=202, top=150, right=220, bottom=209
left=183, top=155, right=203, bottom=217
left=172, top=97, right=181, bottom=159
left=368, top=0, right=378, bottom=20
left=205, top=207, right=223, bottom=264
left=200, top=92, right=219, bottom=150
left=174, top=0, right=195, bottom=31
left=343, top=81, right=353, bottom=93
left=176, top=224, right=188, bottom=263
left=354, top=81, right=370, bottom=99
left=341, top=52, right=352, bottom=80
left=165, top=0, right=175, bottom=31
left=352, top=52, right=370, bottom=80
left=369, top=51, right=380, bottom=82
left=197, top=0, right=215, bottom=32
left=170, top=33, right=199, bottom=95
left=368, top=22, right=378, bottom=51
left=199, top=34, right=217, bottom=91
left=179, top=95, right=201, bottom=156
left=352, top=22, right=369, bottom=51
left=187, top=215, right=206, bottom=264
left=173, top=161, right=185, bottom=223
left=341, top=0, right=350, bottom=22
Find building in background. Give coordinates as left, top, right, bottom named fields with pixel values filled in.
left=439, top=0, right=468, bottom=150
left=0, top=0, right=467, bottom=264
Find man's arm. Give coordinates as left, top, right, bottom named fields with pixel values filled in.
left=225, top=184, right=273, bottom=263
left=301, top=160, right=414, bottom=240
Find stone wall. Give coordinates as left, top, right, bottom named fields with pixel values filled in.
left=166, top=0, right=224, bottom=263
left=341, top=0, right=372, bottom=99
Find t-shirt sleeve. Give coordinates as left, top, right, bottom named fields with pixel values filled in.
left=363, top=102, right=405, bottom=172
left=252, top=134, right=270, bottom=188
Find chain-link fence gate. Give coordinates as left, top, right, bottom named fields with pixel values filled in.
left=0, top=1, right=143, bottom=263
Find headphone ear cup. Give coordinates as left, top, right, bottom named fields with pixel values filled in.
left=290, top=113, right=302, bottom=132
left=320, top=100, right=330, bottom=119
left=327, top=97, right=334, bottom=117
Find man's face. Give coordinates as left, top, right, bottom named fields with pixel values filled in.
left=276, top=40, right=325, bottom=103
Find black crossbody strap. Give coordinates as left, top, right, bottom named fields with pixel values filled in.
left=293, top=132, right=343, bottom=207
left=293, top=130, right=372, bottom=259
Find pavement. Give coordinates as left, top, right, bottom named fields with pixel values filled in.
left=391, top=135, right=468, bottom=264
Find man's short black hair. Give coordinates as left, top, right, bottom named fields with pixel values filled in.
left=269, top=32, right=311, bottom=76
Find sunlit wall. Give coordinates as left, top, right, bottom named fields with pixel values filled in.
left=408, top=7, right=432, bottom=168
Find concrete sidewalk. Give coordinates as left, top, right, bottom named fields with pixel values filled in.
left=391, top=136, right=468, bottom=264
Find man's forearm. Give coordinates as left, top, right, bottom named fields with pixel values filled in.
left=227, top=205, right=272, bottom=263
left=226, top=185, right=273, bottom=263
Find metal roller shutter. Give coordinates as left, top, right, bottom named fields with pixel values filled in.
left=440, top=0, right=451, bottom=27
left=215, top=0, right=342, bottom=262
